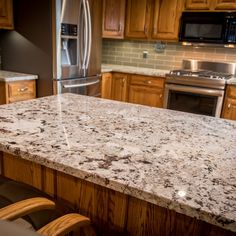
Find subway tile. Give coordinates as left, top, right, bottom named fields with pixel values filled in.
left=225, top=54, right=236, bottom=62
left=115, top=56, right=131, bottom=62
left=123, top=53, right=140, bottom=58
left=131, top=58, right=147, bottom=64
left=215, top=48, right=236, bottom=54
left=102, top=40, right=235, bottom=68
left=137, top=63, right=155, bottom=69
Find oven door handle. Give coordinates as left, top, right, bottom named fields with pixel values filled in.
left=165, top=84, right=225, bottom=97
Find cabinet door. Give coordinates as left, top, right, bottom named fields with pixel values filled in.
left=185, top=0, right=212, bottom=10
left=129, top=85, right=163, bottom=108
left=111, top=73, right=128, bottom=102
left=101, top=73, right=112, bottom=99
left=214, top=0, right=236, bottom=10
left=125, top=0, right=152, bottom=39
left=222, top=98, right=236, bottom=120
left=152, top=0, right=184, bottom=40
left=222, top=85, right=236, bottom=120
left=102, top=0, right=126, bottom=39
left=0, top=0, right=13, bottom=29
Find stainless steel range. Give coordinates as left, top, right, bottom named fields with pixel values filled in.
left=164, top=60, right=236, bottom=117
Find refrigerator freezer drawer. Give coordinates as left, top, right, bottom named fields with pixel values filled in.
left=57, top=75, right=101, bottom=97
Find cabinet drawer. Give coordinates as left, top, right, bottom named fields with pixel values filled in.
left=8, top=80, right=36, bottom=103
left=130, top=75, right=164, bottom=88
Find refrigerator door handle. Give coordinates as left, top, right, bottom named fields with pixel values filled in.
left=82, top=0, right=88, bottom=76
left=85, top=0, right=92, bottom=70
left=62, top=79, right=100, bottom=89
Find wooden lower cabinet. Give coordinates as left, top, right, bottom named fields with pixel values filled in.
left=1, top=152, right=235, bottom=236
left=101, top=72, right=112, bottom=99
left=111, top=73, right=128, bottom=102
left=101, top=72, right=165, bottom=108
left=128, top=75, right=164, bottom=108
left=0, top=80, right=36, bottom=105
left=222, top=85, right=236, bottom=121
left=129, top=85, right=163, bottom=107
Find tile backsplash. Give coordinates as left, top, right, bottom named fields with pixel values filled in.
left=102, top=39, right=236, bottom=70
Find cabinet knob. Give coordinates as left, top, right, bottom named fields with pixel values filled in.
left=228, top=103, right=231, bottom=109
left=147, top=80, right=152, bottom=84
left=160, top=94, right=163, bottom=99
left=18, top=87, right=28, bottom=92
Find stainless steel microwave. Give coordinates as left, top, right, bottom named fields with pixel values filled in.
left=179, top=12, right=236, bottom=44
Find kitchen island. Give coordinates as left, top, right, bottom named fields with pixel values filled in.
left=0, top=93, right=235, bottom=235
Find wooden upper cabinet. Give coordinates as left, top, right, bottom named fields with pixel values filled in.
left=185, top=0, right=212, bottom=10
left=125, top=0, right=152, bottom=39
left=0, top=0, right=13, bottom=29
left=214, top=0, right=236, bottom=10
left=152, top=0, right=184, bottom=41
left=185, top=0, right=236, bottom=10
left=102, top=0, right=126, bottom=39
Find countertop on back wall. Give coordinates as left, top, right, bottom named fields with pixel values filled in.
left=102, top=64, right=236, bottom=85
left=0, top=93, right=235, bottom=232
left=101, top=64, right=169, bottom=77
left=0, top=70, right=38, bottom=82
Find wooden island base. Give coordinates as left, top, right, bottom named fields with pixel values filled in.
left=0, top=152, right=234, bottom=236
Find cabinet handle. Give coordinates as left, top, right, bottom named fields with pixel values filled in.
left=122, top=78, right=126, bottom=86
left=144, top=26, right=148, bottom=35
left=18, top=87, right=29, bottom=92
left=228, top=103, right=231, bottom=109
left=118, top=23, right=122, bottom=32
left=160, top=94, right=163, bottom=99
left=147, top=80, right=152, bottom=84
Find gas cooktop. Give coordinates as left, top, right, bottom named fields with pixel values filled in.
left=168, top=70, right=232, bottom=81
left=165, top=60, right=236, bottom=90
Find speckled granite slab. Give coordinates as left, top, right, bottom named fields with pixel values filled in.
left=0, top=70, right=38, bottom=82
left=102, top=64, right=169, bottom=77
left=102, top=64, right=236, bottom=86
left=0, top=94, right=235, bottom=232
left=227, top=77, right=236, bottom=85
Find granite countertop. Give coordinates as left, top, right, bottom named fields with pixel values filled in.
left=0, top=94, right=235, bottom=232
left=0, top=70, right=38, bottom=82
left=227, top=77, right=236, bottom=85
left=102, top=64, right=169, bottom=77
left=102, top=64, right=236, bottom=86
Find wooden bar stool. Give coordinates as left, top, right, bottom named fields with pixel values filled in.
left=0, top=176, right=95, bottom=236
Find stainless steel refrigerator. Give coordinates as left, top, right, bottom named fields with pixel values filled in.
left=0, top=0, right=102, bottom=97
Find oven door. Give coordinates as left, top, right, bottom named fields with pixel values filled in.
left=164, top=84, right=224, bottom=117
